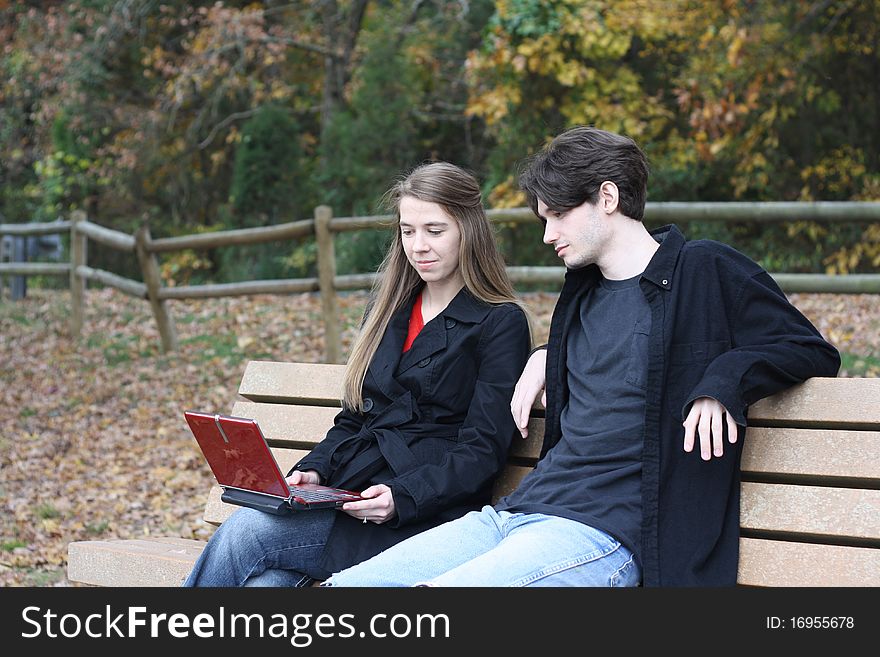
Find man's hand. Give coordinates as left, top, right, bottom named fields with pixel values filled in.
left=286, top=469, right=321, bottom=486
left=682, top=397, right=739, bottom=460
left=341, top=484, right=396, bottom=524
left=510, top=349, right=547, bottom=439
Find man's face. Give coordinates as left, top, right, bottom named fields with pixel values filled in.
left=537, top=198, right=608, bottom=270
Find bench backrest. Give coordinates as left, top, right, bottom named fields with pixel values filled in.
left=204, top=361, right=880, bottom=587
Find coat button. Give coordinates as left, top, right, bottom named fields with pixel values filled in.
left=363, top=398, right=374, bottom=412
left=445, top=318, right=456, bottom=329
left=418, top=357, right=431, bottom=367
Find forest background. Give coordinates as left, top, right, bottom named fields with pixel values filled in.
left=1, top=1, right=879, bottom=587
left=2, top=0, right=879, bottom=283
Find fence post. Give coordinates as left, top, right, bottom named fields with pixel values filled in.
left=69, top=210, right=87, bottom=338
left=135, top=223, right=178, bottom=352
left=314, top=205, right=341, bottom=363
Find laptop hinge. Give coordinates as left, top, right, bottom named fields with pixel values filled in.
left=220, top=488, right=291, bottom=515
left=213, top=414, right=230, bottom=443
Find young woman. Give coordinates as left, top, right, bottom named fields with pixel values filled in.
left=183, top=161, right=531, bottom=586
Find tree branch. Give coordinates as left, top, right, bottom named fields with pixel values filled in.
left=197, top=109, right=258, bottom=150
left=341, top=0, right=369, bottom=66
left=263, top=35, right=339, bottom=59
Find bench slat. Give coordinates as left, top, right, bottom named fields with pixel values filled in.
left=738, top=537, right=880, bottom=586
left=492, top=465, right=532, bottom=500
left=69, top=535, right=880, bottom=588
left=508, top=423, right=544, bottom=460
left=67, top=538, right=204, bottom=587
left=742, top=427, right=880, bottom=482
left=748, top=377, right=880, bottom=429
left=741, top=482, right=880, bottom=540
left=499, top=469, right=880, bottom=541
left=490, top=424, right=880, bottom=476
left=238, top=361, right=345, bottom=405
left=231, top=399, right=548, bottom=456
left=230, top=401, right=339, bottom=447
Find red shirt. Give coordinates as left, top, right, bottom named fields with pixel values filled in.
left=402, top=293, right=424, bottom=352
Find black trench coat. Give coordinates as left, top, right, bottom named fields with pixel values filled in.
left=293, top=287, right=531, bottom=574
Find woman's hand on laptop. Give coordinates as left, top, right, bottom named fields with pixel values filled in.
left=286, top=470, right=321, bottom=486
left=341, top=484, right=396, bottom=524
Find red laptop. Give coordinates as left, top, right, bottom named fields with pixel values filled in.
left=184, top=410, right=363, bottom=515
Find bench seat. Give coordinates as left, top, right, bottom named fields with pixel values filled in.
left=67, top=362, right=880, bottom=587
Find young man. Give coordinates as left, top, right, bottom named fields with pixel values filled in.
left=324, top=126, right=841, bottom=587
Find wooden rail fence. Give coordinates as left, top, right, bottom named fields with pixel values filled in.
left=1, top=202, right=879, bottom=362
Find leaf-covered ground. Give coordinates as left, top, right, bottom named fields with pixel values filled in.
left=0, top=288, right=877, bottom=586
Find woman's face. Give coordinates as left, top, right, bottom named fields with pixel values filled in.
left=399, top=196, right=463, bottom=288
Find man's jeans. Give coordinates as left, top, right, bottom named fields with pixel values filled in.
left=182, top=507, right=336, bottom=587
left=325, top=506, right=640, bottom=587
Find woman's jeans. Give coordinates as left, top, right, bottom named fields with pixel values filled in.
left=182, top=507, right=336, bottom=587
left=325, top=506, right=640, bottom=587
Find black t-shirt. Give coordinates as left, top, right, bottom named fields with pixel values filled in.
left=496, top=273, right=649, bottom=563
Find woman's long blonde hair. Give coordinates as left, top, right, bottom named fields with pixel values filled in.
left=342, top=161, right=528, bottom=411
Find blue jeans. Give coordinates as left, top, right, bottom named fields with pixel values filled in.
left=324, top=506, right=640, bottom=587
left=182, top=507, right=336, bottom=587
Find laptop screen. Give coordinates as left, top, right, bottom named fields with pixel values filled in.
left=184, top=411, right=289, bottom=498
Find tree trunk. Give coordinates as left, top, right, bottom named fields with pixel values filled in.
left=318, top=0, right=369, bottom=145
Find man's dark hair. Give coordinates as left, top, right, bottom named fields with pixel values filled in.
left=518, top=126, right=649, bottom=221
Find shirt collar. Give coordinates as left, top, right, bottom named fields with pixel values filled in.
left=561, top=223, right=685, bottom=291
left=641, top=224, right=685, bottom=290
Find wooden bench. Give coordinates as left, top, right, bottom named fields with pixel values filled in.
left=66, top=361, right=880, bottom=587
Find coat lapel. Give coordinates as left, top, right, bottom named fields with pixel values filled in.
left=397, top=286, right=492, bottom=374
left=397, top=317, right=448, bottom=374
left=366, top=286, right=494, bottom=382
left=366, top=298, right=412, bottom=399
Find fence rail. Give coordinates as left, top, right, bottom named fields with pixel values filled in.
left=0, top=262, right=71, bottom=276
left=75, top=221, right=135, bottom=252
left=148, top=219, right=314, bottom=252
left=0, top=219, right=71, bottom=236
left=1, top=202, right=879, bottom=361
left=336, top=201, right=880, bottom=229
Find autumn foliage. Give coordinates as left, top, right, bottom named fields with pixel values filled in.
left=1, top=1, right=878, bottom=282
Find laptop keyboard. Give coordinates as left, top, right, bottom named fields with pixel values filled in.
left=288, top=486, right=360, bottom=502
